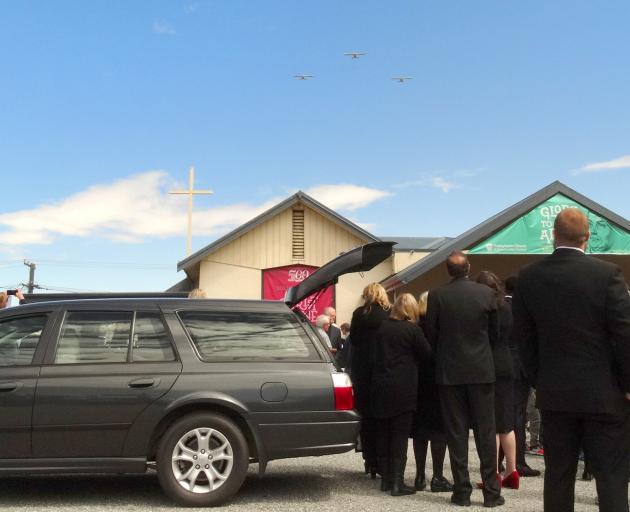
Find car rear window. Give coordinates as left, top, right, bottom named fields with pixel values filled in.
left=178, top=311, right=318, bottom=361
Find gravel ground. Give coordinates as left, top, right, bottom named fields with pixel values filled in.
left=0, top=441, right=599, bottom=511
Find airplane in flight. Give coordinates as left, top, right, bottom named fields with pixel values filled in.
left=294, top=74, right=314, bottom=80
left=344, top=52, right=366, bottom=59
left=392, top=76, right=413, bottom=83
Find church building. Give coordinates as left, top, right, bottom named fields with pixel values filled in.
left=170, top=181, right=630, bottom=325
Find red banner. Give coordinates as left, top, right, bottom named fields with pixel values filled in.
left=262, top=265, right=334, bottom=323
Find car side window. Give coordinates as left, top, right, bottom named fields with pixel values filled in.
left=132, top=312, right=176, bottom=362
left=0, top=315, right=48, bottom=367
left=178, top=311, right=317, bottom=361
left=55, top=311, right=132, bottom=364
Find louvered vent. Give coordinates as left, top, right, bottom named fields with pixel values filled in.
left=292, top=209, right=305, bottom=260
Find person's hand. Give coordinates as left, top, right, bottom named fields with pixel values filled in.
left=16, top=289, right=25, bottom=301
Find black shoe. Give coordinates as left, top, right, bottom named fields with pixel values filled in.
left=390, top=457, right=416, bottom=496
left=450, top=494, right=471, bottom=506
left=430, top=475, right=454, bottom=492
left=378, top=457, right=391, bottom=492
left=517, top=464, right=541, bottom=477
left=415, top=474, right=426, bottom=491
left=582, top=470, right=593, bottom=481
left=484, top=496, right=505, bottom=508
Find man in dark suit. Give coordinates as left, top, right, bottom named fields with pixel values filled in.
left=504, top=276, right=540, bottom=478
left=512, top=208, right=630, bottom=512
left=426, top=251, right=504, bottom=507
left=324, top=306, right=343, bottom=352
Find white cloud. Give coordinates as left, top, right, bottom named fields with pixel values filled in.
left=431, top=177, right=457, bottom=193
left=0, top=173, right=385, bottom=247
left=153, top=21, right=176, bottom=35
left=302, top=184, right=392, bottom=211
left=575, top=155, right=630, bottom=174
left=392, top=176, right=459, bottom=193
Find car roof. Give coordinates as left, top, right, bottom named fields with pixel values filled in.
left=1, top=298, right=292, bottom=315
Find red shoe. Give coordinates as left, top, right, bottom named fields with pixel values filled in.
left=502, top=470, right=520, bottom=490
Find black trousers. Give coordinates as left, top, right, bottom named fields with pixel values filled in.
left=542, top=410, right=630, bottom=512
left=440, top=383, right=500, bottom=501
left=376, top=412, right=414, bottom=462
left=513, top=378, right=531, bottom=468
left=360, top=418, right=377, bottom=466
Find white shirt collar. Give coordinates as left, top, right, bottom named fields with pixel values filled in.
left=555, top=246, right=585, bottom=254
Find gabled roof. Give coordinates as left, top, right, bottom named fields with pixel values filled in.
left=381, top=180, right=630, bottom=291
left=380, top=236, right=453, bottom=252
left=178, top=190, right=380, bottom=273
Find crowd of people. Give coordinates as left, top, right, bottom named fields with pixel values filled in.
left=334, top=208, right=630, bottom=512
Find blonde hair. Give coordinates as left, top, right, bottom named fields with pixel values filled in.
left=188, top=288, right=208, bottom=299
left=0, top=292, right=7, bottom=309
left=417, top=291, right=429, bottom=317
left=390, top=293, right=419, bottom=323
left=361, top=283, right=390, bottom=311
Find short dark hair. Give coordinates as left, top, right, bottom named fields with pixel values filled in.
left=446, top=251, right=469, bottom=278
left=504, top=276, right=517, bottom=294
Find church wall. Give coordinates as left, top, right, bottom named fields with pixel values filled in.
left=303, top=206, right=366, bottom=266
left=199, top=261, right=262, bottom=300
left=392, top=251, right=430, bottom=273
left=335, top=257, right=395, bottom=325
left=210, top=208, right=294, bottom=269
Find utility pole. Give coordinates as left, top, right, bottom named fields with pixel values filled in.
left=24, top=260, right=36, bottom=294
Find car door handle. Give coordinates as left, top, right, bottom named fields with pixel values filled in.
left=0, top=382, right=20, bottom=392
left=128, top=378, right=159, bottom=389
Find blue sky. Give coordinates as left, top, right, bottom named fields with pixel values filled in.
left=1, top=0, right=629, bottom=292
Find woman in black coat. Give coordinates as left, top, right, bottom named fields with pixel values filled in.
left=372, top=293, right=432, bottom=496
left=412, top=291, right=453, bottom=493
left=476, top=271, right=519, bottom=490
left=349, top=283, right=391, bottom=478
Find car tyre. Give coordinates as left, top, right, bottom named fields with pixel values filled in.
left=156, top=412, right=249, bottom=507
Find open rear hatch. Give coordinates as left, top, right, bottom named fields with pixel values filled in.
left=284, top=242, right=396, bottom=307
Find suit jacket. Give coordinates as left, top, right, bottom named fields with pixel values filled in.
left=512, top=248, right=630, bottom=414
left=426, top=276, right=499, bottom=385
left=328, top=324, right=343, bottom=351
left=371, top=318, right=432, bottom=418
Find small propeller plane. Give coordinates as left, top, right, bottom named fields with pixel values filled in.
left=392, top=76, right=413, bottom=83
left=344, top=52, right=366, bottom=59
left=294, top=74, right=314, bottom=80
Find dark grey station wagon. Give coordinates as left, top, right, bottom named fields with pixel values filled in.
left=0, top=242, right=393, bottom=506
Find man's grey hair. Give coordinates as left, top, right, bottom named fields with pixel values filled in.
left=315, top=315, right=330, bottom=328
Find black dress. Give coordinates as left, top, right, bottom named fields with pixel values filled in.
left=413, top=317, right=446, bottom=441
left=494, top=301, right=515, bottom=433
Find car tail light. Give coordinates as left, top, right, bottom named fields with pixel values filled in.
left=332, top=372, right=354, bottom=411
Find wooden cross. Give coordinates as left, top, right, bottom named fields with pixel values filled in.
left=169, top=167, right=213, bottom=256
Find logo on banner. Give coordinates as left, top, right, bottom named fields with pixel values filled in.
left=288, top=269, right=310, bottom=282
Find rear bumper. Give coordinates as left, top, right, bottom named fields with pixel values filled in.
left=251, top=410, right=361, bottom=461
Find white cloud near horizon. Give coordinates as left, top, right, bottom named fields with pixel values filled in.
left=303, top=184, right=392, bottom=211
left=153, top=21, right=176, bottom=35
left=0, top=172, right=389, bottom=247
left=575, top=155, right=630, bottom=174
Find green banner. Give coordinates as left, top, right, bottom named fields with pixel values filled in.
left=469, top=194, right=630, bottom=255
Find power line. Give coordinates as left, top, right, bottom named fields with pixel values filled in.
left=34, top=284, right=107, bottom=293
